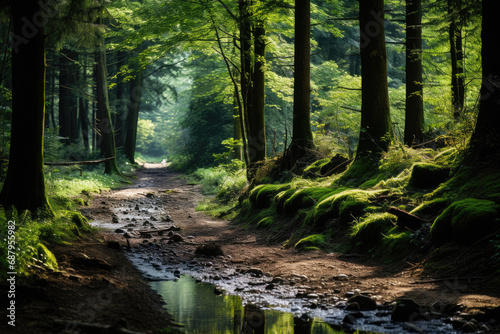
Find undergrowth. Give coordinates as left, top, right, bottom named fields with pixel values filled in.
left=0, top=164, right=128, bottom=279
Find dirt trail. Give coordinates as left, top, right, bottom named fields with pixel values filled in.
left=91, top=163, right=500, bottom=312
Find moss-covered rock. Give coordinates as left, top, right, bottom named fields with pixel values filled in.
left=249, top=184, right=291, bottom=209
left=294, top=234, right=328, bottom=250
left=36, top=243, right=58, bottom=271
left=431, top=198, right=499, bottom=246
left=409, top=163, right=451, bottom=189
left=350, top=213, right=397, bottom=251
left=70, top=211, right=89, bottom=228
left=382, top=227, right=413, bottom=256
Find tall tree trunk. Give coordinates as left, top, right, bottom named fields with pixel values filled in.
left=233, top=91, right=243, bottom=161
left=247, top=20, right=266, bottom=164
left=124, top=70, right=143, bottom=164
left=289, top=0, right=314, bottom=163
left=467, top=0, right=500, bottom=164
left=79, top=97, right=89, bottom=152
left=0, top=0, right=53, bottom=216
left=404, top=0, right=425, bottom=146
left=95, top=46, right=122, bottom=175
left=356, top=0, right=392, bottom=158
left=448, top=0, right=465, bottom=121
left=115, top=51, right=128, bottom=149
left=58, top=49, right=79, bottom=144
left=239, top=0, right=253, bottom=170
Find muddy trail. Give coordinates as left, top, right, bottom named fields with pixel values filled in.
left=82, top=164, right=500, bottom=333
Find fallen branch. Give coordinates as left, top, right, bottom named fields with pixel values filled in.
left=409, top=276, right=482, bottom=284
left=44, top=157, right=115, bottom=166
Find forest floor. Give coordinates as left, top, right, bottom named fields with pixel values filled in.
left=3, top=163, right=500, bottom=334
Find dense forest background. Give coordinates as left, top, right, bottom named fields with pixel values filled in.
left=1, top=0, right=499, bottom=280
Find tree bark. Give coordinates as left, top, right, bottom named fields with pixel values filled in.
left=404, top=0, right=425, bottom=146
left=124, top=70, right=143, bottom=164
left=58, top=49, right=79, bottom=144
left=448, top=0, right=465, bottom=121
left=356, top=0, right=392, bottom=158
left=466, top=0, right=500, bottom=164
left=0, top=0, right=53, bottom=216
left=289, top=0, right=314, bottom=163
left=95, top=45, right=122, bottom=175
left=248, top=20, right=266, bottom=164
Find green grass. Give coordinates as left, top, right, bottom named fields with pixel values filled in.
left=0, top=165, right=127, bottom=279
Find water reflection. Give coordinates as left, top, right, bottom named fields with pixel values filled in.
left=150, top=275, right=377, bottom=334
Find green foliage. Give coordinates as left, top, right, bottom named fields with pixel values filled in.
left=431, top=198, right=500, bottom=246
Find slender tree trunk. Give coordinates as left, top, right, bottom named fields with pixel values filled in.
left=124, top=70, right=143, bottom=164
left=466, top=0, right=500, bottom=164
left=247, top=20, right=266, bottom=165
left=233, top=91, right=243, bottom=161
left=289, top=0, right=314, bottom=163
left=448, top=0, right=465, bottom=121
left=95, top=46, right=122, bottom=175
left=79, top=97, right=89, bottom=152
left=356, top=0, right=392, bottom=158
left=404, top=0, right=425, bottom=146
left=59, top=52, right=71, bottom=144
left=0, top=0, right=53, bottom=216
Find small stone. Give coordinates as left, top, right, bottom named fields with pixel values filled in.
left=461, top=321, right=478, bottom=333
left=335, top=274, right=349, bottom=281
left=265, top=283, right=275, bottom=290
left=392, top=298, right=422, bottom=322
left=246, top=268, right=264, bottom=277
left=403, top=322, right=423, bottom=333
left=346, top=302, right=360, bottom=311
left=194, top=243, right=224, bottom=257
left=114, top=229, right=125, bottom=233
left=348, top=295, right=377, bottom=311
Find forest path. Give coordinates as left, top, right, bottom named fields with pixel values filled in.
left=89, top=163, right=500, bottom=313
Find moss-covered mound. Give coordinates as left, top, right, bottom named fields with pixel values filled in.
left=431, top=198, right=499, bottom=246
left=409, top=163, right=451, bottom=189
left=249, top=184, right=291, bottom=209
left=303, top=158, right=330, bottom=176
left=294, top=234, right=328, bottom=250
left=307, top=189, right=378, bottom=228
left=282, top=187, right=340, bottom=216
left=350, top=213, right=397, bottom=251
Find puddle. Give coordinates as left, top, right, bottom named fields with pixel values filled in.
left=151, top=275, right=379, bottom=334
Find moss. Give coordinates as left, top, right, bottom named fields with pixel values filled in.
left=257, top=216, right=274, bottom=229
left=294, top=234, right=328, bottom=250
left=70, top=211, right=89, bottom=228
left=303, top=158, right=330, bottom=175
left=36, top=243, right=58, bottom=271
left=431, top=198, right=499, bottom=246
left=309, top=189, right=376, bottom=227
left=283, top=187, right=339, bottom=216
left=410, top=198, right=450, bottom=218
left=249, top=184, right=291, bottom=209
left=275, top=188, right=299, bottom=213
left=382, top=228, right=413, bottom=257
left=409, top=163, right=451, bottom=189
left=350, top=213, right=397, bottom=251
